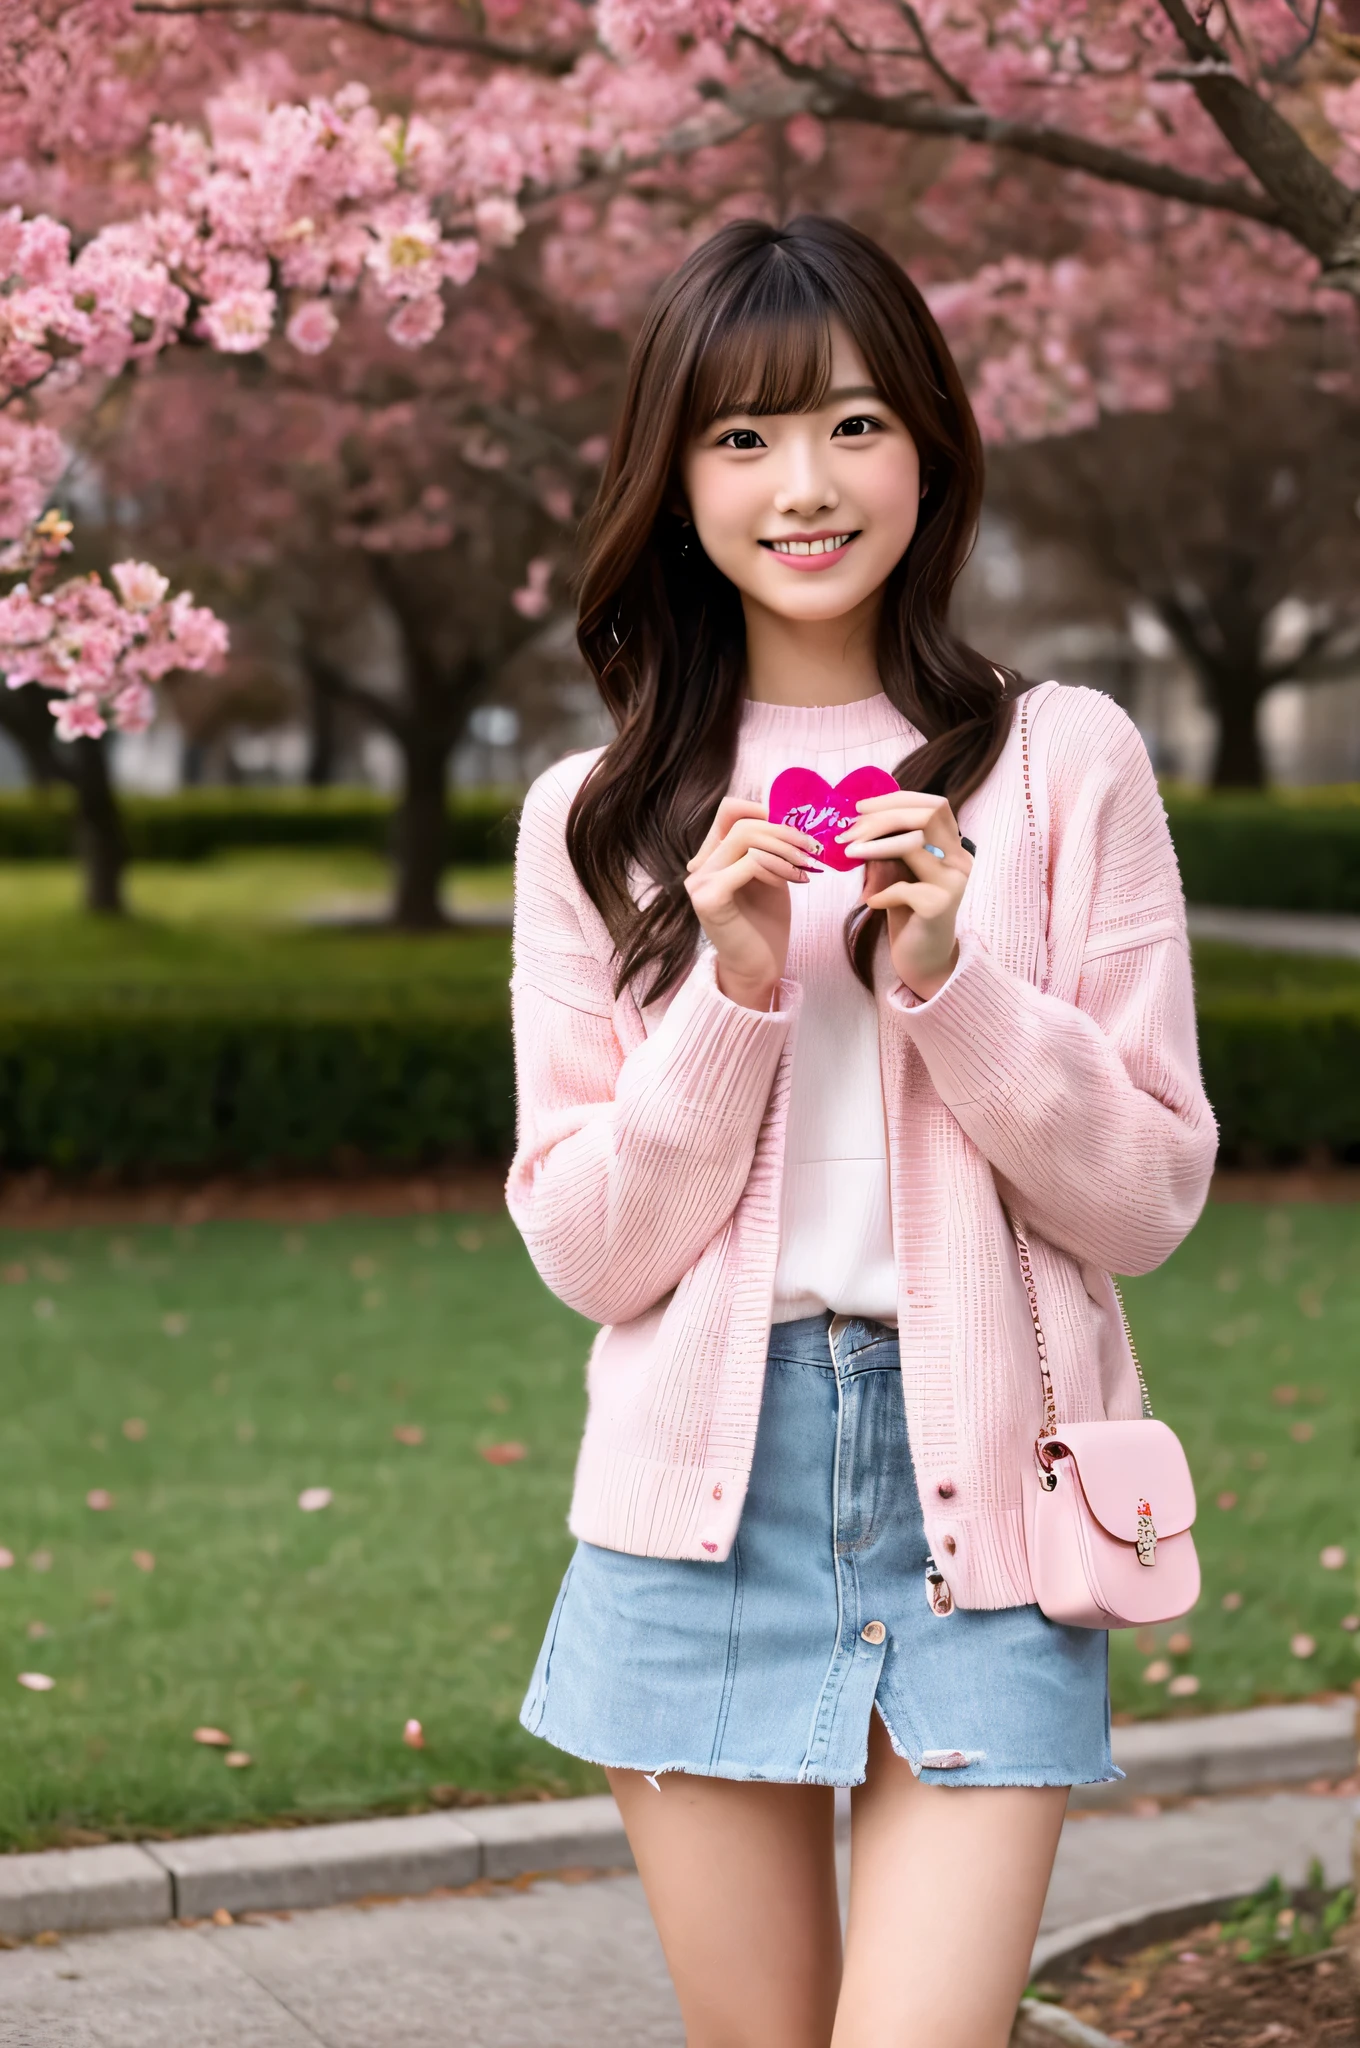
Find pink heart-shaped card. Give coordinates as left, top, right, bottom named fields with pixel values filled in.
left=768, top=764, right=900, bottom=872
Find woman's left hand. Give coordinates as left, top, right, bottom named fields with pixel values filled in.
left=837, top=790, right=974, bottom=1001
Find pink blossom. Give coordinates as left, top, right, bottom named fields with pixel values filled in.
left=198, top=289, right=277, bottom=354
left=443, top=241, right=480, bottom=289
left=474, top=197, right=525, bottom=250
left=111, top=681, right=156, bottom=733
left=368, top=213, right=443, bottom=299
left=511, top=556, right=554, bottom=619
left=50, top=693, right=106, bottom=741
left=285, top=300, right=339, bottom=355
left=111, top=562, right=169, bottom=612
left=387, top=295, right=445, bottom=349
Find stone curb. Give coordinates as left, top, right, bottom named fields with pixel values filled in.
left=1, top=1699, right=1353, bottom=1938
left=1068, top=1697, right=1356, bottom=1809
left=1012, top=2001, right=1121, bottom=2047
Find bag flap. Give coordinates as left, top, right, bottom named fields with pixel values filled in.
left=1047, top=1420, right=1197, bottom=1541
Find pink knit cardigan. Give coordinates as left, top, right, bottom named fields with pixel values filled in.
left=504, top=683, right=1217, bottom=1609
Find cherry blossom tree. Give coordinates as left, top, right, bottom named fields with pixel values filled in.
left=988, top=331, right=1360, bottom=785
left=0, top=0, right=1357, bottom=868
left=75, top=274, right=614, bottom=923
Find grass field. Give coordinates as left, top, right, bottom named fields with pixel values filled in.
left=0, top=855, right=513, bottom=1008
left=2, top=1199, right=1358, bottom=1852
left=1, top=1209, right=597, bottom=1853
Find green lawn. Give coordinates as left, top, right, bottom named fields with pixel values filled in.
left=0, top=855, right=512, bottom=1011
left=1115, top=1202, right=1360, bottom=1719
left=1, top=1210, right=597, bottom=1853
left=2, top=1199, right=1357, bottom=1851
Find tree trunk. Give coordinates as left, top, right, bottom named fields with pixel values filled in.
left=1200, top=666, right=1270, bottom=789
left=0, top=688, right=129, bottom=909
left=391, top=730, right=451, bottom=928
left=301, top=649, right=343, bottom=787
left=68, top=736, right=128, bottom=915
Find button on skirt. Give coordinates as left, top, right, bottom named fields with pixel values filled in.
left=521, top=1312, right=1118, bottom=1789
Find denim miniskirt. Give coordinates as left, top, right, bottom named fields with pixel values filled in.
left=521, top=1312, right=1118, bottom=1789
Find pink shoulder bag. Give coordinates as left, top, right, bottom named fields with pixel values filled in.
left=1015, top=1226, right=1200, bottom=1630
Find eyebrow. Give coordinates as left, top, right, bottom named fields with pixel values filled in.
left=713, top=383, right=885, bottom=422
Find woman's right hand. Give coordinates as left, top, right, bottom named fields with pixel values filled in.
left=684, top=797, right=822, bottom=1010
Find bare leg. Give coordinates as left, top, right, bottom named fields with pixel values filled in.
left=607, top=1768, right=842, bottom=2048
left=832, top=1712, right=1068, bottom=2048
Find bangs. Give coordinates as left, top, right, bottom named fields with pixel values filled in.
left=686, top=271, right=833, bottom=430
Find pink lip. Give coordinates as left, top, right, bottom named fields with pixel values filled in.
left=760, top=532, right=859, bottom=573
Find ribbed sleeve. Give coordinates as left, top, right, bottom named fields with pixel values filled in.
left=504, top=762, right=798, bottom=1326
left=886, top=692, right=1217, bottom=1274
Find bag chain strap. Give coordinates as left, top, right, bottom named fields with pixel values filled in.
left=1013, top=1221, right=1154, bottom=1435
left=1011, top=692, right=1153, bottom=1430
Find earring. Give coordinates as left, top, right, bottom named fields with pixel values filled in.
left=678, top=516, right=692, bottom=559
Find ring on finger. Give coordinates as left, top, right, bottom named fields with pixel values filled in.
left=923, top=843, right=947, bottom=861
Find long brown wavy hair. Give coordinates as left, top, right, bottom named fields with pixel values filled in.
left=568, top=214, right=1024, bottom=1002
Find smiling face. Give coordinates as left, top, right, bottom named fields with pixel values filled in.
left=680, top=320, right=922, bottom=630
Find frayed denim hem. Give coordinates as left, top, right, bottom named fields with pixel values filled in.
left=520, top=1701, right=1125, bottom=1793
left=874, top=1701, right=1125, bottom=1790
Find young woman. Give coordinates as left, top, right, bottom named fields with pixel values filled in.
left=505, top=216, right=1216, bottom=2048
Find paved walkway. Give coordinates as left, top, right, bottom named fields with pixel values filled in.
left=0, top=1789, right=1353, bottom=2046
left=1186, top=903, right=1360, bottom=957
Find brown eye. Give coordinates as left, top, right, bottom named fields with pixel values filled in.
left=831, top=415, right=880, bottom=439
left=717, top=428, right=765, bottom=451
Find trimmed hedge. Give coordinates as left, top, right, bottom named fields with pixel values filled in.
left=0, top=1003, right=514, bottom=1172
left=1197, top=995, right=1360, bottom=1163
left=1164, top=790, right=1360, bottom=914
left=0, top=788, right=523, bottom=865
left=0, top=986, right=1353, bottom=1171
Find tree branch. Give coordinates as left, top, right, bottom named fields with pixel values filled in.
left=131, top=0, right=582, bottom=73
left=892, top=1, right=976, bottom=105
left=730, top=44, right=1284, bottom=226
left=1156, top=0, right=1360, bottom=287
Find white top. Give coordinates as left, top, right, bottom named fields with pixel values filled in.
left=731, top=691, right=923, bottom=1327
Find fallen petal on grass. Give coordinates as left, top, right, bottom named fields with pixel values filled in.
left=33, top=1298, right=54, bottom=1319
left=1167, top=1673, right=1200, bottom=1697
left=86, top=1489, right=114, bottom=1511
left=223, top=1750, right=252, bottom=1769
left=392, top=1425, right=425, bottom=1447
left=193, top=1727, right=232, bottom=1747
left=1290, top=1633, right=1317, bottom=1659
left=1215, top=1491, right=1238, bottom=1510
left=480, top=1443, right=526, bottom=1466
left=297, top=1487, right=332, bottom=1512
left=121, top=1418, right=147, bottom=1441
left=28, top=1550, right=52, bottom=1572
left=1167, top=1631, right=1193, bottom=1654
left=1221, top=1591, right=1243, bottom=1612
left=1320, top=1546, right=1347, bottom=1570
left=403, top=1718, right=425, bottom=1749
left=161, top=1313, right=188, bottom=1337
left=1341, top=1616, right=1360, bottom=1633
left=26, top=1621, right=49, bottom=1639
left=0, top=1548, right=12, bottom=1569
left=17, top=1672, right=54, bottom=1691
left=1142, top=1660, right=1171, bottom=1684
left=1290, top=1421, right=1316, bottom=1443
left=131, top=1550, right=155, bottom=1572
left=1271, top=1384, right=1299, bottom=1406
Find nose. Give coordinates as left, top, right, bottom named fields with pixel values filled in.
left=772, top=429, right=838, bottom=520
